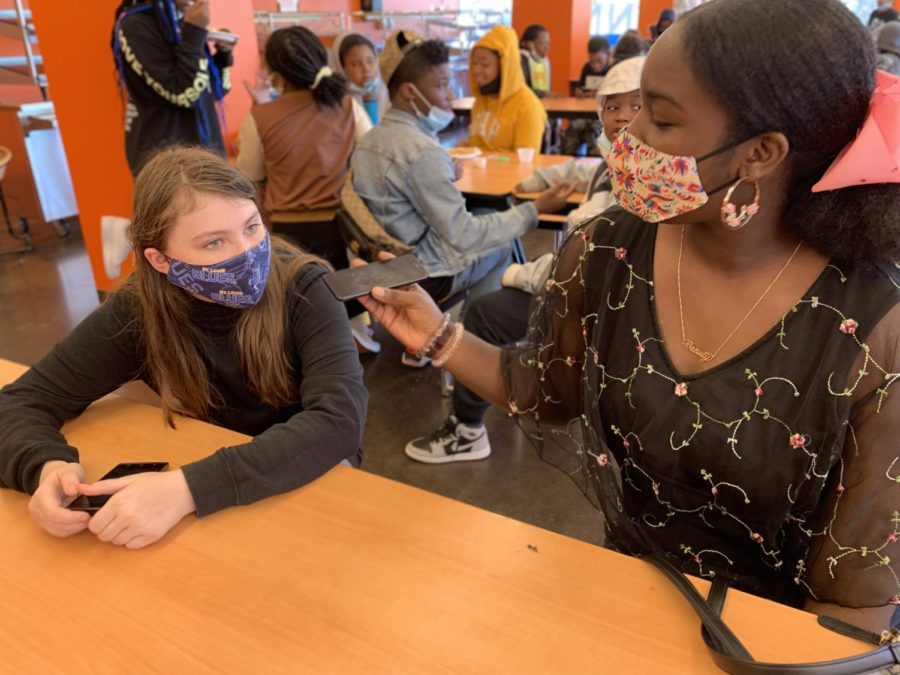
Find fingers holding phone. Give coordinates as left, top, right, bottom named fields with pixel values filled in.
left=333, top=255, right=444, bottom=352
left=81, top=469, right=196, bottom=549
left=29, top=460, right=91, bottom=538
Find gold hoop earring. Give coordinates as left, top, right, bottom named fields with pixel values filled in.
left=720, top=178, right=761, bottom=230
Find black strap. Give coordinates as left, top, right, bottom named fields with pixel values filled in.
left=644, top=554, right=900, bottom=674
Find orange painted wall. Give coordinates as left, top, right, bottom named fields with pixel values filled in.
left=27, top=0, right=258, bottom=293
left=512, top=0, right=592, bottom=94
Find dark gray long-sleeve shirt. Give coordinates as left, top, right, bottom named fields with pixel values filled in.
left=0, top=264, right=367, bottom=516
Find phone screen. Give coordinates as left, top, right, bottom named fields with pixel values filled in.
left=323, top=255, right=429, bottom=301
left=67, top=462, right=169, bottom=513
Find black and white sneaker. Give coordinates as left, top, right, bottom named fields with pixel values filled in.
left=405, top=416, right=491, bottom=464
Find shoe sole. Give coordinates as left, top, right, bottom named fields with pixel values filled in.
left=404, top=445, right=491, bottom=464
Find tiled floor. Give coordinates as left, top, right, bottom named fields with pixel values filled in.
left=0, top=228, right=603, bottom=546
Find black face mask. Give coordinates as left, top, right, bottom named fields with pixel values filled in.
left=478, top=77, right=501, bottom=95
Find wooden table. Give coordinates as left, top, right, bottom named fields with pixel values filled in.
left=0, top=359, right=870, bottom=673
left=454, top=152, right=597, bottom=201
left=452, top=96, right=599, bottom=120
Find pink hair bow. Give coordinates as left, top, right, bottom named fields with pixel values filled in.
left=812, top=70, right=900, bottom=192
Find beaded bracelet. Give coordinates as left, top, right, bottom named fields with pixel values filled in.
left=432, top=322, right=464, bottom=367
left=415, top=312, right=451, bottom=359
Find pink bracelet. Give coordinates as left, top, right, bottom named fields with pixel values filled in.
left=432, top=322, right=464, bottom=367
left=416, top=312, right=451, bottom=359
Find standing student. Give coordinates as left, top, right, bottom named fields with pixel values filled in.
left=331, top=33, right=391, bottom=126
left=236, top=26, right=378, bottom=353
left=0, top=147, right=367, bottom=548
left=112, top=0, right=234, bottom=175
left=464, top=25, right=547, bottom=153
left=357, top=0, right=900, bottom=631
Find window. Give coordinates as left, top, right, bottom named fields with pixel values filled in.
left=590, top=0, right=640, bottom=38
left=841, top=0, right=884, bottom=25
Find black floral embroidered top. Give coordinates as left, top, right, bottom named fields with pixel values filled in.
left=503, top=208, right=899, bottom=609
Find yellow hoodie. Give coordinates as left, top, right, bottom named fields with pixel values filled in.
left=464, top=26, right=547, bottom=152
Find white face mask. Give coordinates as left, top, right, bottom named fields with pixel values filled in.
left=596, top=133, right=613, bottom=158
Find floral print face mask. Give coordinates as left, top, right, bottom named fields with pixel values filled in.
left=608, top=129, right=743, bottom=223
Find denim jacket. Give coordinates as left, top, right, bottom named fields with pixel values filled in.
left=350, top=108, right=538, bottom=278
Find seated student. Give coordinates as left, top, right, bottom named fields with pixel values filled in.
left=611, top=30, right=646, bottom=66
left=0, top=147, right=366, bottom=548
left=351, top=30, right=572, bottom=366
left=869, top=0, right=899, bottom=28
left=650, top=8, right=677, bottom=43
left=464, top=25, right=547, bottom=153
left=358, top=0, right=900, bottom=631
left=562, top=35, right=615, bottom=155
left=519, top=24, right=557, bottom=98
left=403, top=56, right=645, bottom=463
left=576, top=36, right=612, bottom=96
left=876, top=22, right=900, bottom=76
left=236, top=26, right=378, bottom=352
left=331, top=32, right=391, bottom=126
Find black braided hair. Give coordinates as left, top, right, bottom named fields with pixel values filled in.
left=679, top=0, right=898, bottom=264
left=265, top=26, right=347, bottom=108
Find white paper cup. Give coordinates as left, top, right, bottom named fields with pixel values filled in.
left=516, top=147, right=535, bottom=163
left=473, top=157, right=487, bottom=169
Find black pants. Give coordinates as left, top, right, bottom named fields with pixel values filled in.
left=272, top=219, right=365, bottom=318
left=454, top=288, right=532, bottom=425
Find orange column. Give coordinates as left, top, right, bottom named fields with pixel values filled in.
left=638, top=0, right=672, bottom=39
left=28, top=0, right=259, bottom=294
left=512, top=0, right=592, bottom=96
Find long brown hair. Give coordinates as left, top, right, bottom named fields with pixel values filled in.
left=123, top=146, right=321, bottom=426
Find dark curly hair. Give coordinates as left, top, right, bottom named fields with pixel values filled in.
left=265, top=26, right=347, bottom=109
left=387, top=39, right=449, bottom=98
left=680, top=0, right=899, bottom=264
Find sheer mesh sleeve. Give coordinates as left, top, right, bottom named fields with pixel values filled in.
left=806, top=302, right=900, bottom=608
left=501, top=222, right=597, bottom=426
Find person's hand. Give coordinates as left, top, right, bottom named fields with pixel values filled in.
left=28, top=460, right=91, bottom=538
left=183, top=0, right=211, bottom=29
left=351, top=253, right=444, bottom=353
left=452, top=158, right=464, bottom=181
left=78, top=470, right=196, bottom=549
left=533, top=181, right=576, bottom=214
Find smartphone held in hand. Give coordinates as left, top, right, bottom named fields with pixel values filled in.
left=67, top=462, right=169, bottom=514
left=324, top=256, right=429, bottom=302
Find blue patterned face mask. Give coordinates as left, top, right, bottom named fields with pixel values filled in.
left=166, top=232, right=271, bottom=308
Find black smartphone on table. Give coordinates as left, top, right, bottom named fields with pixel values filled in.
left=323, top=255, right=429, bottom=302
left=67, top=462, right=169, bottom=514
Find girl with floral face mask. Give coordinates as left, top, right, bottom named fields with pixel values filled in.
left=0, top=147, right=367, bottom=550
left=356, top=0, right=900, bottom=633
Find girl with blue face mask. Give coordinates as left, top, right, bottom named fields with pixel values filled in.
left=0, top=147, right=367, bottom=550
left=356, top=0, right=900, bottom=634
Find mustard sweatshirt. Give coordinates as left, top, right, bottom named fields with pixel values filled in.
left=464, top=26, right=547, bottom=152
